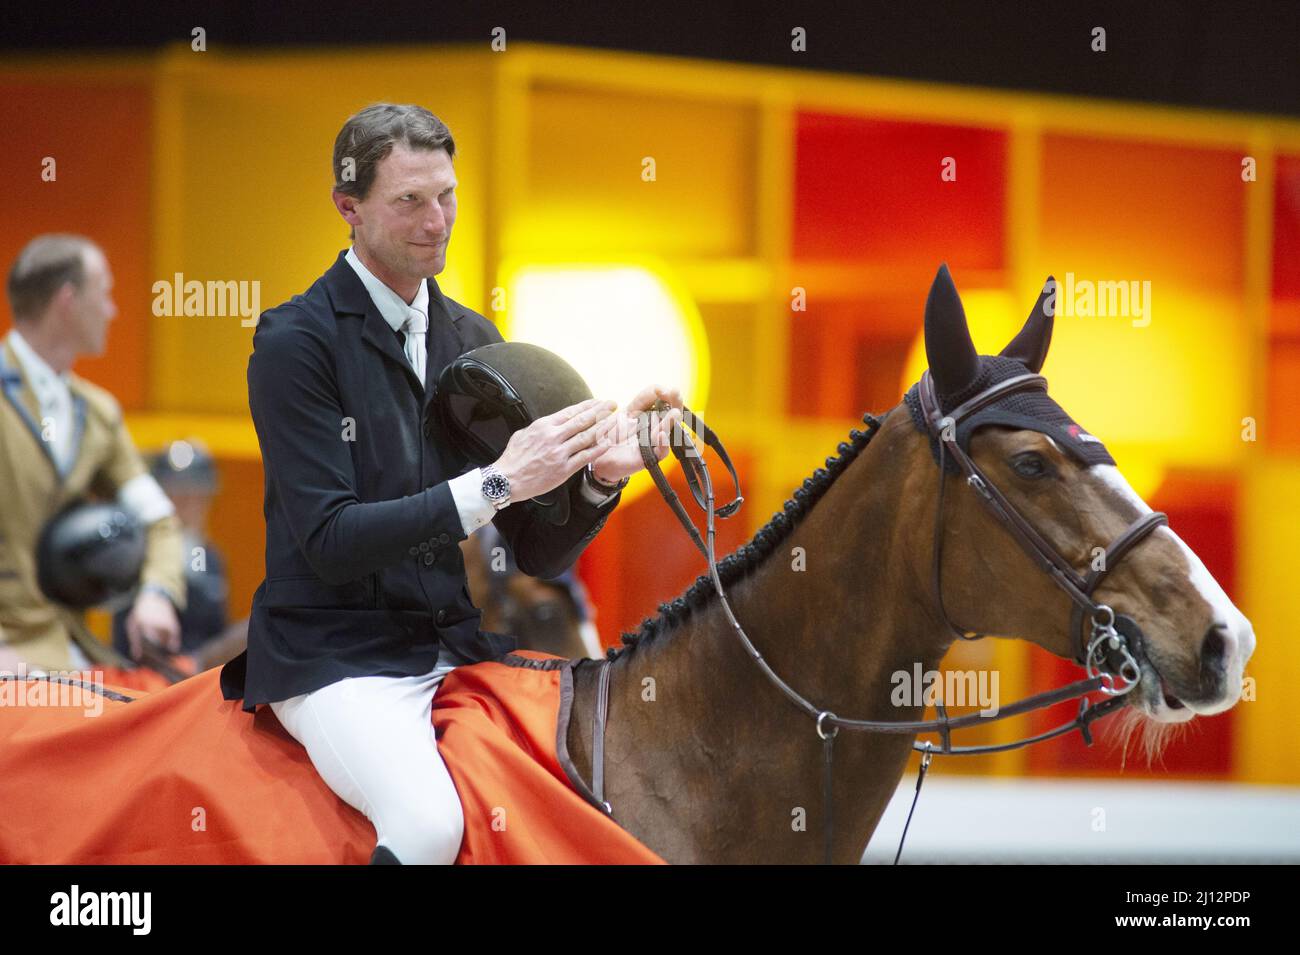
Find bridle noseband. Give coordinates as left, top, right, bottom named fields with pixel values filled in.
left=581, top=379, right=1168, bottom=864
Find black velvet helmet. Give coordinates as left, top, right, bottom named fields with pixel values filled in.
left=436, top=342, right=596, bottom=526
left=36, top=502, right=146, bottom=609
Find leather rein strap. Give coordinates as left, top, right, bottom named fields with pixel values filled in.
left=634, top=403, right=743, bottom=559
left=585, top=384, right=1165, bottom=864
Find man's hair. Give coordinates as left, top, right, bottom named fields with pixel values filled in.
left=332, top=104, right=456, bottom=240
left=6, top=234, right=100, bottom=323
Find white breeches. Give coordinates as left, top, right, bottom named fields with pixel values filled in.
left=270, top=662, right=463, bottom=864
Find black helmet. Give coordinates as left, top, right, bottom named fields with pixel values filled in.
left=436, top=342, right=595, bottom=526
left=36, top=502, right=146, bottom=609
left=150, top=438, right=218, bottom=492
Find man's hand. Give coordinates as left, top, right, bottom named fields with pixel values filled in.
left=126, top=590, right=182, bottom=660
left=590, top=383, right=685, bottom=486
left=493, top=398, right=621, bottom=502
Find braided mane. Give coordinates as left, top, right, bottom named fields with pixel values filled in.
left=609, top=410, right=885, bottom=659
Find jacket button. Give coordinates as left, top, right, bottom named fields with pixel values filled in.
left=408, top=546, right=419, bottom=556
left=423, top=418, right=434, bottom=438
left=436, top=609, right=448, bottom=625
left=418, top=541, right=430, bottom=553
left=438, top=533, right=450, bottom=544
left=423, top=552, right=435, bottom=566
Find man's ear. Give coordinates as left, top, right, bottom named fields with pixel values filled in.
left=49, top=281, right=80, bottom=317
left=332, top=190, right=361, bottom=231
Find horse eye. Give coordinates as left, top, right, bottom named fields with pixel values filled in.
left=1012, top=452, right=1049, bottom=478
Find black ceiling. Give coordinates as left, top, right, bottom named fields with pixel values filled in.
left=5, top=0, right=1297, bottom=118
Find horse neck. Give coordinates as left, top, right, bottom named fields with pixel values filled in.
left=593, top=410, right=954, bottom=863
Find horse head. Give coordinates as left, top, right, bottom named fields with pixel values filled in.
left=911, top=264, right=1255, bottom=741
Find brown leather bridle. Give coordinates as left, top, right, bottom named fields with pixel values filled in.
left=916, top=369, right=1168, bottom=674
left=581, top=379, right=1168, bottom=864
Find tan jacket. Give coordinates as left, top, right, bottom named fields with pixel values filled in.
left=0, top=336, right=186, bottom=670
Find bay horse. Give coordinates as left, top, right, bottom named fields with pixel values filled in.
left=460, top=523, right=599, bottom=660
left=561, top=264, right=1256, bottom=864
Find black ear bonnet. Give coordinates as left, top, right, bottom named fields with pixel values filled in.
left=904, top=355, right=1116, bottom=473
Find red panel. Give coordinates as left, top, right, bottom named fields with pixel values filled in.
left=786, top=317, right=824, bottom=417
left=787, top=297, right=924, bottom=420
left=1273, top=154, right=1300, bottom=299
left=579, top=448, right=755, bottom=652
left=0, top=82, right=153, bottom=409
left=792, top=113, right=1006, bottom=270
left=851, top=327, right=914, bottom=414
left=1040, top=134, right=1244, bottom=291
left=203, top=457, right=267, bottom=623
left=1266, top=338, right=1300, bottom=451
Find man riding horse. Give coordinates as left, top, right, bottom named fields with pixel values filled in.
left=217, top=103, right=683, bottom=864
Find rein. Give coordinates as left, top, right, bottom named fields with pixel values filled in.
left=584, top=386, right=1162, bottom=864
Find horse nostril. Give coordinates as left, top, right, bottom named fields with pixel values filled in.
left=1201, top=624, right=1228, bottom=673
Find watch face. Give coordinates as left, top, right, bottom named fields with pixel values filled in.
left=483, top=473, right=510, bottom=501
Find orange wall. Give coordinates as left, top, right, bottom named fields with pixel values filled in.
left=0, top=80, right=153, bottom=408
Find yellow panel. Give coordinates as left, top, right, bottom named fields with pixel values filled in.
left=1037, top=290, right=1249, bottom=471
left=125, top=413, right=259, bottom=459
left=697, top=302, right=761, bottom=422
left=1237, top=457, right=1300, bottom=783
left=507, top=82, right=759, bottom=258
left=150, top=46, right=493, bottom=414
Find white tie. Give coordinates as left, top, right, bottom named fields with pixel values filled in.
left=402, top=306, right=428, bottom=387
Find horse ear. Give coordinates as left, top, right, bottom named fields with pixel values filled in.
left=923, top=263, right=979, bottom=396
left=999, top=275, right=1056, bottom=373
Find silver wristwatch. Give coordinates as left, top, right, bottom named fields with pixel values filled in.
left=480, top=464, right=512, bottom=510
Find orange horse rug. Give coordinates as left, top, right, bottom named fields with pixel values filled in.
left=0, top=651, right=664, bottom=864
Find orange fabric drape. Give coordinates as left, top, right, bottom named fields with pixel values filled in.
left=0, top=652, right=664, bottom=864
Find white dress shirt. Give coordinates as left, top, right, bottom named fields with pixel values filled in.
left=6, top=327, right=76, bottom=474
left=342, top=249, right=617, bottom=541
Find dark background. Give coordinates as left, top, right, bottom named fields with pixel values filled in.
left=5, top=0, right=1298, bottom=118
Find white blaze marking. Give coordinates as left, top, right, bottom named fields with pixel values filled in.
left=1091, top=465, right=1256, bottom=714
